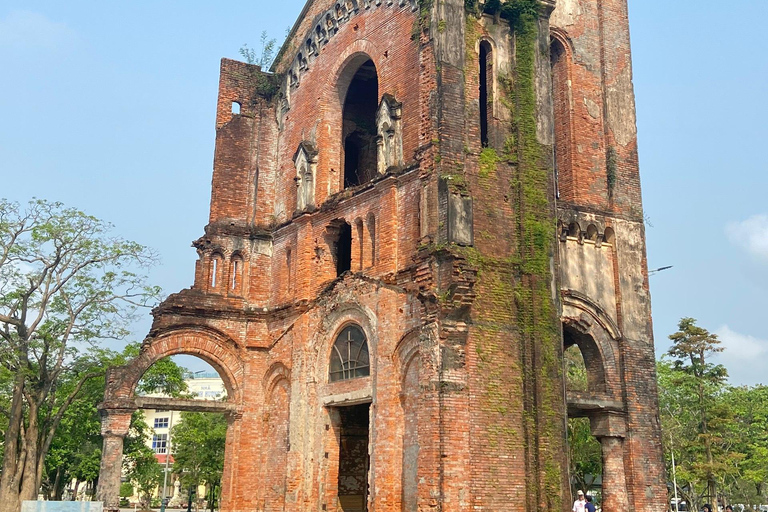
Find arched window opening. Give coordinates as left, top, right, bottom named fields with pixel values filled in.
left=551, top=37, right=573, bottom=201
left=342, top=59, right=379, bottom=188
left=210, top=254, right=223, bottom=290
left=329, top=325, right=370, bottom=382
left=286, top=248, right=293, bottom=292
left=603, top=227, right=615, bottom=245
left=479, top=41, right=492, bottom=147
left=568, top=222, right=580, bottom=238
left=367, top=213, right=376, bottom=267
left=563, top=323, right=607, bottom=393
left=586, top=224, right=598, bottom=242
left=356, top=219, right=364, bottom=271
left=231, top=101, right=241, bottom=114
left=335, top=222, right=352, bottom=276
left=230, top=254, right=243, bottom=293
left=563, top=344, right=588, bottom=393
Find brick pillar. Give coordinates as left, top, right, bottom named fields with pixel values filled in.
left=599, top=436, right=629, bottom=512
left=95, top=408, right=134, bottom=512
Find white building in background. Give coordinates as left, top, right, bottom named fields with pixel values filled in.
left=142, top=372, right=226, bottom=460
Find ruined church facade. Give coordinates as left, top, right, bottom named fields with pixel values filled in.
left=96, top=1, right=667, bottom=511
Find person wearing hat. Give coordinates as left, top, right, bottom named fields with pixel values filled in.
left=573, top=490, right=587, bottom=512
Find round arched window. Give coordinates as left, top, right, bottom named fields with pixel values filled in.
left=329, top=325, right=370, bottom=382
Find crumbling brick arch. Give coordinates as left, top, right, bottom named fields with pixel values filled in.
left=561, top=291, right=622, bottom=398
left=103, top=326, right=245, bottom=405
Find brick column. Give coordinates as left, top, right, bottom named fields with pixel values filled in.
left=95, top=408, right=134, bottom=512
left=599, top=436, right=629, bottom=512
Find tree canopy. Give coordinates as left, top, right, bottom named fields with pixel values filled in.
left=0, top=199, right=160, bottom=510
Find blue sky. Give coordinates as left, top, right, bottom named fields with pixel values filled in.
left=1, top=1, right=766, bottom=386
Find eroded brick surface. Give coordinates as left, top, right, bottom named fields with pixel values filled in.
left=97, top=1, right=666, bottom=511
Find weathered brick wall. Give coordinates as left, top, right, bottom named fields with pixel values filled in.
left=98, top=1, right=667, bottom=511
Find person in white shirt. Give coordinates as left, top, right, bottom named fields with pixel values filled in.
left=572, top=490, right=587, bottom=512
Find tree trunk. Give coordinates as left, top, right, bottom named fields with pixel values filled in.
left=52, top=466, right=63, bottom=501
left=0, top=372, right=26, bottom=512
left=19, top=404, right=40, bottom=502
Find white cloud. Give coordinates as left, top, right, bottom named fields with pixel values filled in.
left=713, top=325, right=768, bottom=387
left=0, top=10, right=77, bottom=50
left=727, top=214, right=768, bottom=261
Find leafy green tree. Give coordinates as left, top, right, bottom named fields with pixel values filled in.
left=0, top=199, right=160, bottom=510
left=124, top=411, right=163, bottom=511
left=667, top=318, right=730, bottom=506
left=568, top=417, right=602, bottom=496
left=40, top=345, right=189, bottom=500
left=171, top=412, right=228, bottom=512
left=721, top=385, right=768, bottom=506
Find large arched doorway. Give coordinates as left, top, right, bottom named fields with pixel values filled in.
left=561, top=306, right=629, bottom=512
left=95, top=330, right=244, bottom=512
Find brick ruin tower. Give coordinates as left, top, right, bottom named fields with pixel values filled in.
left=95, top=0, right=667, bottom=511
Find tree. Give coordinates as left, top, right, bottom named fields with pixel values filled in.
left=171, top=412, right=228, bottom=512
left=664, top=318, right=732, bottom=510
left=40, top=345, right=189, bottom=500
left=0, top=199, right=160, bottom=510
left=239, top=31, right=277, bottom=68
left=123, top=411, right=163, bottom=511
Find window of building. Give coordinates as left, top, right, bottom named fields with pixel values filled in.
left=479, top=41, right=492, bottom=147
left=329, top=325, right=370, bottom=382
left=152, top=433, right=168, bottom=454
left=342, top=59, right=379, bottom=188
left=335, top=222, right=352, bottom=276
left=153, top=417, right=169, bottom=429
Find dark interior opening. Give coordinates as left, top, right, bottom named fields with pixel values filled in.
left=336, top=222, right=352, bottom=276
left=336, top=403, right=370, bottom=512
left=342, top=59, right=379, bottom=188
left=479, top=42, right=490, bottom=147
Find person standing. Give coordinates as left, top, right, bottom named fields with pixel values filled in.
left=573, top=490, right=587, bottom=512
left=585, top=495, right=596, bottom=512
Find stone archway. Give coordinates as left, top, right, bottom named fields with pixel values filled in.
left=95, top=327, right=245, bottom=512
left=561, top=292, right=629, bottom=512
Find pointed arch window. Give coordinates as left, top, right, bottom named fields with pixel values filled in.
left=329, top=325, right=370, bottom=382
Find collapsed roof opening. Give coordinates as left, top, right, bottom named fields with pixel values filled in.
left=342, top=59, right=378, bottom=188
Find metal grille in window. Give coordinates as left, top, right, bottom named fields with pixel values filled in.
left=329, top=325, right=370, bottom=382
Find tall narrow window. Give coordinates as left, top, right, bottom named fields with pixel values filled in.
left=479, top=41, right=492, bottom=147
left=336, top=222, right=352, bottom=276
left=230, top=255, right=243, bottom=293
left=356, top=219, right=364, bottom=271
left=551, top=37, right=573, bottom=201
left=286, top=248, right=293, bottom=292
left=210, top=254, right=222, bottom=290
left=329, top=325, right=370, bottom=382
left=342, top=59, right=379, bottom=188
left=367, top=213, right=376, bottom=268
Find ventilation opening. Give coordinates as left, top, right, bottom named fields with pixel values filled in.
left=231, top=101, right=241, bottom=114
left=335, top=403, right=370, bottom=512
left=479, top=41, right=492, bottom=147
left=342, top=59, right=378, bottom=188
left=336, top=222, right=352, bottom=276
